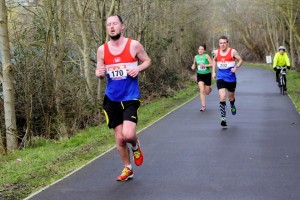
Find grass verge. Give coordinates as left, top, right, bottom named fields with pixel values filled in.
left=0, top=82, right=199, bottom=200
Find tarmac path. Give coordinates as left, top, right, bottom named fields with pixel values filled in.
left=26, top=66, right=300, bottom=200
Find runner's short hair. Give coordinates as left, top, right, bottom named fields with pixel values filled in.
left=108, top=15, right=124, bottom=24
left=219, top=35, right=228, bottom=43
left=116, top=15, right=124, bottom=24
left=199, top=44, right=207, bottom=50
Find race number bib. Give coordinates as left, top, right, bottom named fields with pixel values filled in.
left=197, top=62, right=206, bottom=71
left=218, top=63, right=228, bottom=69
left=217, top=61, right=235, bottom=69
left=107, top=65, right=127, bottom=80
left=197, top=65, right=207, bottom=71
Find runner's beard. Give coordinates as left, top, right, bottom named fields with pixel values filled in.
left=110, top=32, right=121, bottom=41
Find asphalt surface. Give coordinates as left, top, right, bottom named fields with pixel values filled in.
left=26, top=66, right=300, bottom=200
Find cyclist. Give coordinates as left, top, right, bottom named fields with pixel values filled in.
left=273, top=46, right=291, bottom=90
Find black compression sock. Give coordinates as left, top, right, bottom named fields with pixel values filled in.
left=230, top=99, right=235, bottom=107
left=220, top=101, right=226, bottom=118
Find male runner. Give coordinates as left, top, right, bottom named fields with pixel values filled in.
left=96, top=15, right=151, bottom=181
left=212, top=36, right=243, bottom=126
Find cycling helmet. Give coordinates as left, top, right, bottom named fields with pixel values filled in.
left=278, top=46, right=286, bottom=51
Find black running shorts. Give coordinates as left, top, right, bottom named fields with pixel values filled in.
left=197, top=73, right=212, bottom=86
left=217, top=79, right=236, bottom=92
left=103, top=95, right=140, bottom=129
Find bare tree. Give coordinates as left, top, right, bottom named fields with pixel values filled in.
left=258, top=0, right=300, bottom=69
left=0, top=0, right=18, bottom=150
left=0, top=97, right=4, bottom=153
left=277, top=0, right=299, bottom=68
left=94, top=0, right=117, bottom=103
left=71, top=0, right=94, bottom=99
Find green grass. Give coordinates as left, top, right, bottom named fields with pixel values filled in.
left=286, top=70, right=300, bottom=112
left=0, top=82, right=199, bottom=200
left=243, top=62, right=273, bottom=70
left=0, top=127, right=116, bottom=200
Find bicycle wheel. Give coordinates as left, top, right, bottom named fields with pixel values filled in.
left=280, top=76, right=285, bottom=95
left=283, top=75, right=287, bottom=94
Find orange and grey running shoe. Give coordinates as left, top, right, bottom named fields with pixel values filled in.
left=132, top=140, right=144, bottom=166
left=116, top=167, right=133, bottom=181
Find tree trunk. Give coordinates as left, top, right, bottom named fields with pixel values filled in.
left=288, top=1, right=297, bottom=68
left=95, top=0, right=106, bottom=102
left=0, top=0, right=18, bottom=150
left=0, top=128, right=4, bottom=153
left=266, top=13, right=277, bottom=53
left=101, top=0, right=107, bottom=44
left=72, top=0, right=93, bottom=99
left=96, top=0, right=116, bottom=103
left=105, top=0, right=116, bottom=41
left=52, top=0, right=66, bottom=113
left=0, top=100, right=5, bottom=153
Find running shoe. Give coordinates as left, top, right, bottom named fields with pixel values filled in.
left=132, top=140, right=144, bottom=166
left=116, top=167, right=133, bottom=181
left=221, top=117, right=227, bottom=126
left=200, top=106, right=206, bottom=111
left=231, top=105, right=236, bottom=115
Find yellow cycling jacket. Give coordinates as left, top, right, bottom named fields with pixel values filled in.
left=273, top=52, right=290, bottom=68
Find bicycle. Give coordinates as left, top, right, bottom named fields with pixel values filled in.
left=278, top=66, right=287, bottom=95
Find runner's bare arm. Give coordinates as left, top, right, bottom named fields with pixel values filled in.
left=128, top=40, right=151, bottom=78
left=232, top=49, right=243, bottom=68
left=212, top=50, right=217, bottom=79
left=191, top=57, right=196, bottom=70
left=205, top=54, right=213, bottom=68
left=96, top=45, right=106, bottom=77
left=231, top=49, right=243, bottom=73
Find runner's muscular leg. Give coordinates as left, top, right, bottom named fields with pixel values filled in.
left=199, top=81, right=206, bottom=106
left=198, top=81, right=205, bottom=94
left=114, top=124, right=130, bottom=166
left=219, top=88, right=227, bottom=118
left=123, top=120, right=138, bottom=147
left=218, top=88, right=227, bottom=102
left=228, top=91, right=235, bottom=101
